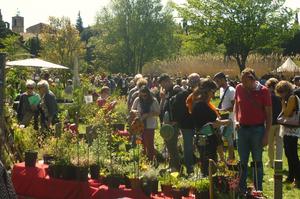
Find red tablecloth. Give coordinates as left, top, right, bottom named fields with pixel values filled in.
left=12, top=163, right=195, bottom=199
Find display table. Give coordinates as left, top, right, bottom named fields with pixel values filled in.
left=12, top=162, right=195, bottom=199
left=12, top=163, right=94, bottom=199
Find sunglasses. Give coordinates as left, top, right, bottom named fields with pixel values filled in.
left=27, top=87, right=34, bottom=90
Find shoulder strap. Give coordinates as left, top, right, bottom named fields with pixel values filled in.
left=218, top=86, right=230, bottom=109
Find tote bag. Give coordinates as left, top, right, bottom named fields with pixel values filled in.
left=277, top=95, right=300, bottom=127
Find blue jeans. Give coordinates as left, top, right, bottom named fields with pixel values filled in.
left=237, top=125, right=264, bottom=191
left=181, top=129, right=195, bottom=174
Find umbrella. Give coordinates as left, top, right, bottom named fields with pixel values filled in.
left=6, top=58, right=69, bottom=69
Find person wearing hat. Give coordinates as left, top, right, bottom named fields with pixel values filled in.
left=213, top=72, right=236, bottom=161
left=191, top=78, right=231, bottom=176
left=158, top=73, right=181, bottom=171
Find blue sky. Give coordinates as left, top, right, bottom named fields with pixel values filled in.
left=1, top=0, right=299, bottom=30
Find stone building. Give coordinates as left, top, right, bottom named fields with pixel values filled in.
left=26, top=23, right=48, bottom=34
left=12, top=14, right=24, bottom=33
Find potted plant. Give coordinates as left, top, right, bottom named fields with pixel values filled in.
left=141, top=167, right=159, bottom=195
left=104, top=165, right=126, bottom=189
left=158, top=172, right=178, bottom=197
left=191, top=178, right=210, bottom=199
left=21, top=126, right=39, bottom=167
left=173, top=178, right=191, bottom=198
left=127, top=172, right=142, bottom=190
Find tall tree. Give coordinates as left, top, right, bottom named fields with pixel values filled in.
left=175, top=0, right=294, bottom=72
left=76, top=11, right=84, bottom=33
left=40, top=16, right=85, bottom=69
left=25, top=36, right=41, bottom=57
left=90, top=0, right=180, bottom=73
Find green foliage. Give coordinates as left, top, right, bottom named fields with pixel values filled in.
left=76, top=11, right=84, bottom=33
left=158, top=172, right=179, bottom=186
left=24, top=36, right=41, bottom=57
left=40, top=17, right=84, bottom=83
left=190, top=178, right=210, bottom=192
left=13, top=125, right=39, bottom=155
left=174, top=0, right=295, bottom=71
left=0, top=34, right=28, bottom=60
left=90, top=0, right=180, bottom=73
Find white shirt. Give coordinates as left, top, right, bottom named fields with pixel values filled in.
left=131, top=97, right=160, bottom=129
left=220, top=85, right=235, bottom=120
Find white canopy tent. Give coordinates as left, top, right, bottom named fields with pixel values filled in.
left=276, top=57, right=300, bottom=73
left=6, top=58, right=69, bottom=69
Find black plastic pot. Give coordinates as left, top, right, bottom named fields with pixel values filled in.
left=76, top=166, right=89, bottom=181
left=161, top=184, right=173, bottom=197
left=43, top=154, right=55, bottom=165
left=112, top=123, right=125, bottom=131
left=90, top=164, right=100, bottom=180
left=104, top=175, right=124, bottom=189
left=180, top=187, right=190, bottom=197
left=129, top=178, right=141, bottom=190
left=195, top=190, right=209, bottom=199
left=61, top=165, right=77, bottom=180
left=141, top=181, right=152, bottom=197
left=48, top=164, right=63, bottom=179
left=25, top=151, right=38, bottom=167
left=146, top=179, right=158, bottom=194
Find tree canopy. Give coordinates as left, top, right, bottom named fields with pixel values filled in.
left=89, top=0, right=180, bottom=73
left=40, top=16, right=85, bottom=69
left=174, top=0, right=295, bottom=72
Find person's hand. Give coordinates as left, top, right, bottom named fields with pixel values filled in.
left=235, top=122, right=240, bottom=131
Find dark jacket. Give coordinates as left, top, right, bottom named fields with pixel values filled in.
left=172, top=89, right=194, bottom=129
left=191, top=101, right=217, bottom=129
left=271, top=91, right=282, bottom=125
left=40, top=90, right=58, bottom=125
left=160, top=87, right=178, bottom=123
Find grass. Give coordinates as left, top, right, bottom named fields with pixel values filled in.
left=143, top=54, right=300, bottom=78
left=152, top=97, right=300, bottom=198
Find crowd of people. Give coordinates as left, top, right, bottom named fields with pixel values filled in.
left=10, top=68, right=300, bottom=196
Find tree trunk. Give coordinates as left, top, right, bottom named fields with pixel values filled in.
left=235, top=52, right=249, bottom=73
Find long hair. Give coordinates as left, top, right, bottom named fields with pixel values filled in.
left=139, top=86, right=154, bottom=114
left=193, top=78, right=217, bottom=102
